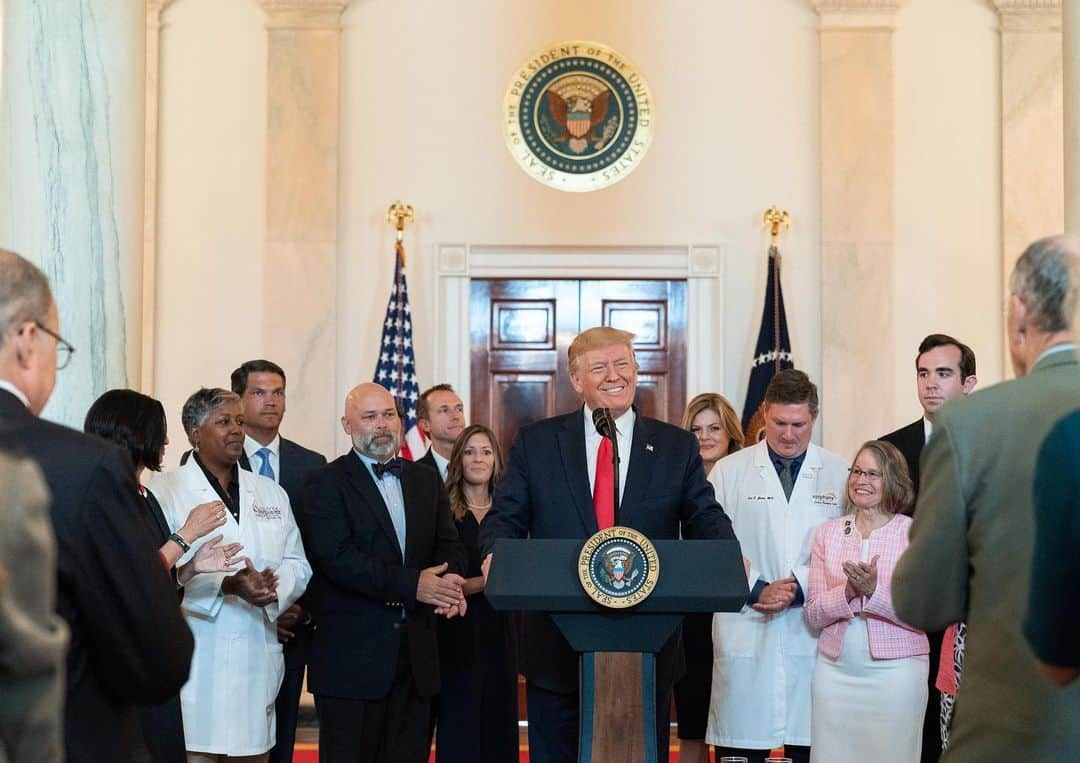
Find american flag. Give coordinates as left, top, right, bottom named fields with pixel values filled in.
left=741, top=244, right=794, bottom=446
left=374, top=241, right=426, bottom=460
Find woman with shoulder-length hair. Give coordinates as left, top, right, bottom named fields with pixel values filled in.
left=805, top=439, right=929, bottom=763
left=150, top=387, right=312, bottom=763
left=84, top=389, right=246, bottom=763
left=436, top=424, right=518, bottom=763
left=674, top=392, right=743, bottom=763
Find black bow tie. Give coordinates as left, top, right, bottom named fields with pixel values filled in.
left=374, top=458, right=404, bottom=479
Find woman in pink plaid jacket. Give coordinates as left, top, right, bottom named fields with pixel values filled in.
left=805, top=440, right=929, bottom=763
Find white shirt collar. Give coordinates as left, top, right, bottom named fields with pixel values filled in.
left=583, top=405, right=635, bottom=498
left=430, top=448, right=450, bottom=481
left=1034, top=342, right=1078, bottom=366
left=923, top=417, right=933, bottom=444
left=0, top=380, right=30, bottom=408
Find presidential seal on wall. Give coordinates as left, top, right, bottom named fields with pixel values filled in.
left=504, top=41, right=654, bottom=192
left=578, top=526, right=660, bottom=609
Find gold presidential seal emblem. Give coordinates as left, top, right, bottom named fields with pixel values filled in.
left=578, top=526, right=660, bottom=609
left=504, top=41, right=654, bottom=192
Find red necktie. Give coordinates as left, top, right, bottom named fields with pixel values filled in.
left=593, top=435, right=615, bottom=530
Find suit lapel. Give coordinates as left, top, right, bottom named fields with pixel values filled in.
left=558, top=410, right=598, bottom=535
left=400, top=463, right=426, bottom=566
left=344, top=454, right=400, bottom=552
left=620, top=413, right=649, bottom=519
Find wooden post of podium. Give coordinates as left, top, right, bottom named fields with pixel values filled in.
left=580, top=652, right=659, bottom=763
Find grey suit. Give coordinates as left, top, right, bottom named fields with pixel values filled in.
left=0, top=453, right=68, bottom=763
left=892, top=348, right=1080, bottom=760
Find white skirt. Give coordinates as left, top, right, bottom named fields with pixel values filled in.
left=810, top=615, right=928, bottom=763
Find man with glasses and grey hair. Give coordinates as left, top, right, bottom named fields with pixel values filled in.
left=893, top=234, right=1080, bottom=759
left=0, top=248, right=194, bottom=763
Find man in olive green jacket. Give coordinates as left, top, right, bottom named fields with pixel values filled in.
left=893, top=234, right=1080, bottom=760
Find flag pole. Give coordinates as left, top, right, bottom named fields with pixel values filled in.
left=762, top=206, right=790, bottom=249
left=386, top=200, right=415, bottom=266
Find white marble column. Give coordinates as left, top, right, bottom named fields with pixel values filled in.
left=812, top=0, right=904, bottom=458
left=257, top=0, right=348, bottom=459
left=0, top=0, right=145, bottom=425
left=1064, top=0, right=1080, bottom=231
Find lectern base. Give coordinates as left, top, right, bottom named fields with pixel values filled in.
left=579, top=651, right=659, bottom=763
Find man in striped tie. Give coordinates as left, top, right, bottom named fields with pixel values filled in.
left=480, top=326, right=737, bottom=763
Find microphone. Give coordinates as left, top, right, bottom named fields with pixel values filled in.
left=592, top=407, right=616, bottom=438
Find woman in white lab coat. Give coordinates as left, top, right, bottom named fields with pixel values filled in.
left=152, top=387, right=312, bottom=763
left=704, top=372, right=849, bottom=761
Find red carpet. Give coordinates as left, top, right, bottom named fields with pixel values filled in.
left=292, top=744, right=785, bottom=761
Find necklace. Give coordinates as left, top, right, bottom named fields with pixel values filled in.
left=466, top=499, right=492, bottom=509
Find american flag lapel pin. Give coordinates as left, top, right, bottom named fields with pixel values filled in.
left=645, top=443, right=654, bottom=452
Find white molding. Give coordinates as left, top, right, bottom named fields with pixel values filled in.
left=992, top=0, right=1063, bottom=32
left=433, top=244, right=725, bottom=414
left=810, top=0, right=908, bottom=29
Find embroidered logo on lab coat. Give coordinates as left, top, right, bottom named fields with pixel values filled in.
left=252, top=503, right=282, bottom=520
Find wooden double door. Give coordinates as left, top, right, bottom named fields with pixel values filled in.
left=470, top=279, right=688, bottom=458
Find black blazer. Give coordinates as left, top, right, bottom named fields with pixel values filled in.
left=478, top=407, right=738, bottom=693
left=0, top=389, right=193, bottom=763
left=415, top=447, right=439, bottom=476
left=881, top=418, right=925, bottom=496
left=296, top=453, right=466, bottom=700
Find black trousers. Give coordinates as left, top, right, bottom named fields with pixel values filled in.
left=314, top=634, right=430, bottom=763
left=525, top=680, right=672, bottom=763
left=269, top=624, right=313, bottom=763
left=713, top=744, right=810, bottom=763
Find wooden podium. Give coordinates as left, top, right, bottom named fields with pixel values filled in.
left=486, top=538, right=748, bottom=763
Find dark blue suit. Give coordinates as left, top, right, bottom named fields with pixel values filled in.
left=479, top=407, right=736, bottom=762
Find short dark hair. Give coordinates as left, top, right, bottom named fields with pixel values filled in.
left=417, top=383, right=456, bottom=422
left=231, top=359, right=286, bottom=396
left=764, top=369, right=819, bottom=416
left=916, top=334, right=976, bottom=378
left=84, top=389, right=168, bottom=472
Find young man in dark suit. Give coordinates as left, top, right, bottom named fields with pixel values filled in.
left=230, top=360, right=328, bottom=763
left=0, top=249, right=194, bottom=763
left=415, top=383, right=465, bottom=481
left=881, top=332, right=975, bottom=763
left=479, top=326, right=737, bottom=763
left=297, top=382, right=467, bottom=763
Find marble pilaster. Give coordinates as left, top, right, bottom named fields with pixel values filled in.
left=812, top=0, right=904, bottom=458
left=1064, top=0, right=1080, bottom=231
left=0, top=0, right=145, bottom=425
left=257, top=0, right=347, bottom=459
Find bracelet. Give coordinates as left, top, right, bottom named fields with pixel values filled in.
left=169, top=532, right=191, bottom=553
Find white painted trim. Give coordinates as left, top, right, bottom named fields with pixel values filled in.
left=432, top=243, right=725, bottom=415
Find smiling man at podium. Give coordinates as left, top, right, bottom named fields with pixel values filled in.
left=480, top=326, right=737, bottom=763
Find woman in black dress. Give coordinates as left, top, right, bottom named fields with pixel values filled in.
left=84, top=389, right=244, bottom=763
left=675, top=393, right=744, bottom=762
left=435, top=424, right=518, bottom=763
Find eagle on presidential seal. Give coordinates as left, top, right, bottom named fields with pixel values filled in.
left=601, top=545, right=640, bottom=591
left=541, top=74, right=618, bottom=155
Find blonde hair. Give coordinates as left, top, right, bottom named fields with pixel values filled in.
left=842, top=440, right=914, bottom=516
left=446, top=425, right=504, bottom=521
left=567, top=326, right=636, bottom=373
left=681, top=393, right=743, bottom=456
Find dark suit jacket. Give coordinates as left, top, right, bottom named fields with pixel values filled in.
left=478, top=407, right=737, bottom=693
left=0, top=389, right=194, bottom=763
left=881, top=418, right=925, bottom=494
left=415, top=448, right=439, bottom=476
left=296, top=453, right=466, bottom=700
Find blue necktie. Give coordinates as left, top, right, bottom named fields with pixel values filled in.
left=256, top=447, right=275, bottom=480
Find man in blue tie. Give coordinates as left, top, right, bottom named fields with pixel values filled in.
left=230, top=359, right=327, bottom=763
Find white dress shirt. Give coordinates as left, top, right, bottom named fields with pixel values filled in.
left=245, top=433, right=281, bottom=484
left=923, top=417, right=933, bottom=444
left=583, top=405, right=634, bottom=502
left=430, top=448, right=450, bottom=482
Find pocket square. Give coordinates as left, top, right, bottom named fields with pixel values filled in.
left=645, top=443, right=654, bottom=452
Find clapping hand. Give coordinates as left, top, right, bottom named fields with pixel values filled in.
left=277, top=603, right=306, bottom=643
left=179, top=501, right=228, bottom=544
left=192, top=534, right=247, bottom=574
left=223, top=558, right=279, bottom=608
left=843, top=556, right=879, bottom=598
left=418, top=562, right=468, bottom=619
left=752, top=575, right=798, bottom=613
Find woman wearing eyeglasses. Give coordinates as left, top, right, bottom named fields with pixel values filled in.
left=804, top=440, right=929, bottom=762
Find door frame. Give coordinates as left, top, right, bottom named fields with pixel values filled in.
left=432, top=243, right=725, bottom=412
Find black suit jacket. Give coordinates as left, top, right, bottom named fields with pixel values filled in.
left=0, top=389, right=194, bottom=763
left=296, top=453, right=466, bottom=700
left=881, top=418, right=925, bottom=495
left=478, top=407, right=737, bottom=693
left=415, top=447, right=439, bottom=477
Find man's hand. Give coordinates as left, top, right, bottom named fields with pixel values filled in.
left=434, top=574, right=469, bottom=620
left=752, top=576, right=797, bottom=613
left=277, top=603, right=305, bottom=643
left=417, top=562, right=465, bottom=611
left=222, top=558, right=278, bottom=608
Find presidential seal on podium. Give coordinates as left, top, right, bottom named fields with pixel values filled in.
left=578, top=526, right=660, bottom=609
left=503, top=41, right=654, bottom=192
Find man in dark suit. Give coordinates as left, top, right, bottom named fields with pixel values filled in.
left=479, top=326, right=737, bottom=763
left=415, top=383, right=465, bottom=480
left=229, top=359, right=327, bottom=763
left=296, top=382, right=467, bottom=763
left=0, top=249, right=194, bottom=763
left=880, top=333, right=976, bottom=762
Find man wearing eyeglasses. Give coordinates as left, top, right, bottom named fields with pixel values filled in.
left=0, top=248, right=194, bottom=763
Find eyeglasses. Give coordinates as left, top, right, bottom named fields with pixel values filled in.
left=35, top=321, right=75, bottom=370
left=849, top=466, right=883, bottom=481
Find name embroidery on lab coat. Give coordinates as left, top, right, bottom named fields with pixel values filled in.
left=252, top=503, right=282, bottom=520
left=811, top=492, right=839, bottom=506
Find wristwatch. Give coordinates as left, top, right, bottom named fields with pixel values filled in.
left=168, top=532, right=191, bottom=553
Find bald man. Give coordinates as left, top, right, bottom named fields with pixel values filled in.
left=295, top=383, right=467, bottom=763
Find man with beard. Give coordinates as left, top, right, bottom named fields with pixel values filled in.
left=296, top=382, right=467, bottom=763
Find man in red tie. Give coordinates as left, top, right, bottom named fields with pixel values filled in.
left=480, top=326, right=737, bottom=763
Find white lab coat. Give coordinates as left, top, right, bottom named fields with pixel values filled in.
left=151, top=458, right=312, bottom=756
left=705, top=440, right=848, bottom=750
